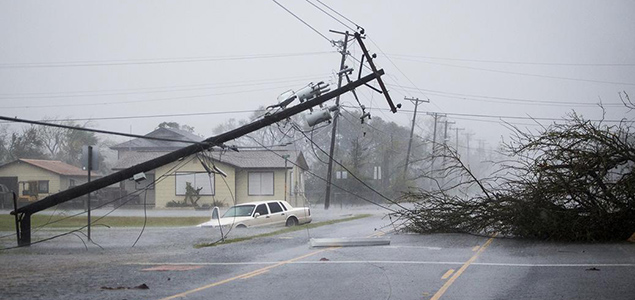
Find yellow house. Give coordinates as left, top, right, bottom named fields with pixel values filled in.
left=111, top=128, right=309, bottom=208
left=0, top=159, right=98, bottom=205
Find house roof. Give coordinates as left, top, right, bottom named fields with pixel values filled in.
left=112, top=149, right=309, bottom=171
left=3, top=159, right=97, bottom=177
left=110, top=127, right=204, bottom=151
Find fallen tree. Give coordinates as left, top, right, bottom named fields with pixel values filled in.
left=396, top=111, right=635, bottom=241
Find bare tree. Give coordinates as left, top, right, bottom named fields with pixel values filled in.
left=395, top=112, right=635, bottom=241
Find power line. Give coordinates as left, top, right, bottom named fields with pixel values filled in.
left=291, top=123, right=408, bottom=211
left=315, top=0, right=362, bottom=29
left=246, top=134, right=399, bottom=213
left=0, top=51, right=335, bottom=69
left=305, top=0, right=355, bottom=32
left=2, top=110, right=257, bottom=124
left=387, top=84, right=625, bottom=107
left=0, top=156, right=194, bottom=249
left=272, top=0, right=333, bottom=44
left=0, top=84, right=314, bottom=109
left=0, top=115, right=209, bottom=144
left=347, top=106, right=632, bottom=123
left=0, top=73, right=329, bottom=100
left=390, top=56, right=635, bottom=86
left=386, top=53, right=635, bottom=67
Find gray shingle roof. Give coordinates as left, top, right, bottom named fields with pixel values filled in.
left=110, top=127, right=204, bottom=151
left=112, top=149, right=309, bottom=171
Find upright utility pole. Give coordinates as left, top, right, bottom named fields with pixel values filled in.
left=403, top=97, right=429, bottom=179
left=426, top=112, right=445, bottom=189
left=443, top=120, right=456, bottom=148
left=282, top=154, right=290, bottom=202
left=441, top=120, right=455, bottom=185
left=86, top=146, right=92, bottom=242
left=454, top=127, right=465, bottom=152
left=324, top=31, right=350, bottom=210
left=463, top=132, right=475, bottom=166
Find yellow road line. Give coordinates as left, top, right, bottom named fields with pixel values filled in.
left=369, top=231, right=386, bottom=237
left=430, top=235, right=497, bottom=300
left=159, top=230, right=391, bottom=300
left=440, top=269, right=455, bottom=280
left=158, top=247, right=336, bottom=300
left=472, top=246, right=480, bottom=252
left=241, top=269, right=269, bottom=280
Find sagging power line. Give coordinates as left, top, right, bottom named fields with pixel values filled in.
left=9, top=51, right=395, bottom=246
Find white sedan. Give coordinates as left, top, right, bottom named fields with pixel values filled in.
left=198, top=200, right=312, bottom=228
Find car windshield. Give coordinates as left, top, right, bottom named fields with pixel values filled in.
left=222, top=205, right=255, bottom=218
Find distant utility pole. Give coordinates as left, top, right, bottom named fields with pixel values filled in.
left=426, top=112, right=446, bottom=189
left=454, top=127, right=465, bottom=152
left=324, top=30, right=350, bottom=210
left=443, top=120, right=456, bottom=148
left=463, top=132, right=475, bottom=166
left=403, top=96, right=429, bottom=179
left=441, top=120, right=455, bottom=185
left=477, top=139, right=486, bottom=158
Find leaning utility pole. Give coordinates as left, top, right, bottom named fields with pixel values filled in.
left=11, top=71, right=388, bottom=246
left=324, top=30, right=350, bottom=210
left=403, top=96, right=429, bottom=179
left=11, top=31, right=397, bottom=246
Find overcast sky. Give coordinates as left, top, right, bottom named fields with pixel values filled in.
left=1, top=0, right=634, bottom=149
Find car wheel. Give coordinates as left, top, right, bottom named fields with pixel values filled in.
left=286, top=217, right=298, bottom=227
left=236, top=224, right=247, bottom=228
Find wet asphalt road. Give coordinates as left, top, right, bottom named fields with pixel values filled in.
left=1, top=207, right=634, bottom=300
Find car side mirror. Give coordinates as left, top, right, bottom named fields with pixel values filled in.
left=254, top=212, right=261, bottom=218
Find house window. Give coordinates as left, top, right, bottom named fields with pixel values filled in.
left=175, top=172, right=214, bottom=196
left=248, top=172, right=274, bottom=196
left=136, top=173, right=155, bottom=190
left=336, top=171, right=348, bottom=179
left=69, top=179, right=76, bottom=188
left=38, top=181, right=49, bottom=193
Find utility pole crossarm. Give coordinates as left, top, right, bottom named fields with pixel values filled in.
left=354, top=32, right=399, bottom=113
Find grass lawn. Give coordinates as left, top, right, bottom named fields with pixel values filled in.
left=0, top=214, right=209, bottom=231
left=195, top=214, right=372, bottom=248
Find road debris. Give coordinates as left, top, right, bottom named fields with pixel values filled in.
left=101, top=283, right=149, bottom=290
left=310, top=237, right=390, bottom=247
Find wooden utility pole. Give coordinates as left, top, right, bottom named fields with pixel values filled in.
left=11, top=70, right=385, bottom=246
left=441, top=120, right=455, bottom=185
left=403, top=97, right=428, bottom=179
left=463, top=132, right=475, bottom=166
left=454, top=127, right=465, bottom=153
left=426, top=112, right=445, bottom=189
left=86, top=146, right=92, bottom=242
left=324, top=30, right=350, bottom=210
left=443, top=120, right=456, bottom=148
